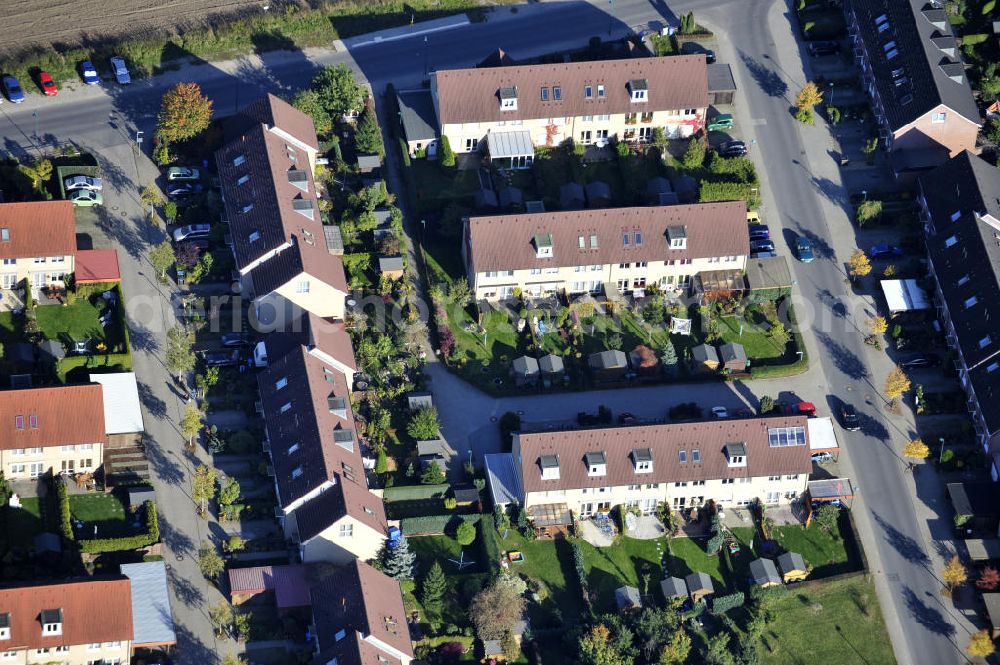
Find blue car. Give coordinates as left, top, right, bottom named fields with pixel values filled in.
left=796, top=237, right=815, bottom=263
left=80, top=61, right=100, bottom=86
left=2, top=76, right=24, bottom=103
left=748, top=224, right=770, bottom=241
left=870, top=244, right=903, bottom=259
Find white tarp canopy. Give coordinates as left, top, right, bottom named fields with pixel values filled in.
left=807, top=416, right=839, bottom=452
left=881, top=279, right=930, bottom=313
left=487, top=130, right=534, bottom=159
left=90, top=372, right=144, bottom=434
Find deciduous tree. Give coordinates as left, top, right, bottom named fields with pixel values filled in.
left=795, top=82, right=823, bottom=111
left=218, top=476, right=241, bottom=507
left=659, top=630, right=693, bottom=665
left=812, top=504, right=840, bottom=535
left=469, top=573, right=527, bottom=641
left=165, top=325, right=196, bottom=380
left=180, top=404, right=204, bottom=445
left=902, top=439, right=930, bottom=461
left=208, top=600, right=233, bottom=636
left=292, top=89, right=333, bottom=137
left=848, top=249, right=872, bottom=279
left=884, top=366, right=912, bottom=403
left=856, top=199, right=883, bottom=225
left=769, top=322, right=791, bottom=349
left=967, top=630, right=996, bottom=658
left=866, top=315, right=888, bottom=336
left=149, top=241, right=176, bottom=282
left=157, top=82, right=213, bottom=142
left=192, top=465, right=217, bottom=517
left=408, top=407, right=441, bottom=440
left=579, top=624, right=629, bottom=665
left=759, top=395, right=775, bottom=414
left=942, top=555, right=968, bottom=591
left=978, top=566, right=1000, bottom=591
left=311, top=64, right=364, bottom=119
left=198, top=541, right=225, bottom=580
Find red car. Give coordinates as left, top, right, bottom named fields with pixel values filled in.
left=38, top=71, right=57, bottom=96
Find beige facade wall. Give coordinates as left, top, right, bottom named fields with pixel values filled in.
left=0, top=255, right=74, bottom=291
left=1, top=443, right=103, bottom=480
left=472, top=255, right=747, bottom=300
left=892, top=104, right=979, bottom=158
left=272, top=273, right=346, bottom=321
left=299, top=516, right=384, bottom=565
left=1, top=639, right=130, bottom=665
left=441, top=107, right=705, bottom=154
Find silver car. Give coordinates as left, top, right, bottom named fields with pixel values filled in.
left=64, top=175, right=103, bottom=191
left=173, top=223, right=212, bottom=242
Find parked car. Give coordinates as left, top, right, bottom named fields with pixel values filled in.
left=167, top=167, right=201, bottom=182
left=750, top=239, right=775, bottom=253
left=718, top=140, right=748, bottom=157
left=711, top=406, right=729, bottom=419
left=167, top=183, right=204, bottom=199
left=37, top=71, right=57, bottom=96
left=178, top=238, right=209, bottom=252
left=751, top=250, right=777, bottom=259
left=202, top=349, right=240, bottom=367
left=870, top=244, right=904, bottom=259
left=221, top=332, right=250, bottom=347
left=2, top=76, right=24, bottom=103
left=748, top=225, right=770, bottom=241
left=69, top=189, right=102, bottom=207
left=64, top=175, right=103, bottom=191
left=809, top=41, right=841, bottom=57
left=839, top=403, right=861, bottom=431
left=80, top=60, right=100, bottom=85
left=811, top=452, right=834, bottom=463
left=704, top=49, right=716, bottom=64
left=110, top=56, right=130, bottom=84
left=796, top=236, right=815, bottom=263
left=173, top=224, right=212, bottom=242
left=899, top=352, right=942, bottom=370
left=707, top=113, right=734, bottom=131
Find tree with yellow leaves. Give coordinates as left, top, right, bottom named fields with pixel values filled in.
left=848, top=249, right=872, bottom=279
left=866, top=315, right=888, bottom=336
left=884, top=366, right=911, bottom=403
left=942, top=555, right=968, bottom=591
left=967, top=629, right=996, bottom=658
left=903, top=439, right=930, bottom=461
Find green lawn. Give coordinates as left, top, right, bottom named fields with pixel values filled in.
left=409, top=160, right=480, bottom=215
left=421, top=237, right=466, bottom=286
left=758, top=576, right=896, bottom=665
left=770, top=516, right=861, bottom=578
left=719, top=315, right=786, bottom=360
left=0, top=498, right=46, bottom=551
left=69, top=493, right=138, bottom=538
left=0, top=310, right=17, bottom=345
left=579, top=536, right=666, bottom=612
left=35, top=299, right=106, bottom=344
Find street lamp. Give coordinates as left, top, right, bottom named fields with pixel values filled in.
left=32, top=111, right=38, bottom=141
left=608, top=0, right=615, bottom=36
left=939, top=437, right=946, bottom=464
left=423, top=36, right=429, bottom=76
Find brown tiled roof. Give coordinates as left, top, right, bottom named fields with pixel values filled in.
left=74, top=249, right=121, bottom=284
left=294, top=473, right=387, bottom=542
left=311, top=561, right=413, bottom=660
left=227, top=93, right=319, bottom=151
left=261, top=312, right=357, bottom=373
left=247, top=237, right=348, bottom=298
left=313, top=630, right=403, bottom=665
left=0, top=385, right=107, bottom=449
left=258, top=345, right=358, bottom=506
left=228, top=565, right=311, bottom=609
left=0, top=202, right=77, bottom=261
left=434, top=55, right=708, bottom=125
left=0, top=578, right=132, bottom=649
left=465, top=202, right=749, bottom=273
left=516, top=417, right=812, bottom=493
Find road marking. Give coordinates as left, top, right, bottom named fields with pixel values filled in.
left=751, top=118, right=767, bottom=126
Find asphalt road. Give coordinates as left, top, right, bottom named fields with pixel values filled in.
left=0, top=0, right=973, bottom=663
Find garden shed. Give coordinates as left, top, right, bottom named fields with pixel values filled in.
left=966, top=539, right=1000, bottom=563
left=417, top=439, right=447, bottom=469
left=585, top=180, right=613, bottom=207
left=685, top=572, right=714, bottom=602
left=588, top=349, right=629, bottom=382
left=777, top=551, right=809, bottom=582
left=38, top=339, right=65, bottom=364
left=660, top=577, right=687, bottom=600
left=718, top=342, right=747, bottom=372
left=407, top=391, right=433, bottom=411
left=880, top=279, right=931, bottom=316
left=948, top=482, right=1000, bottom=537
left=127, top=486, right=156, bottom=510
left=707, top=63, right=737, bottom=105
left=690, top=344, right=720, bottom=375
left=378, top=256, right=405, bottom=280
left=745, top=256, right=793, bottom=302
left=539, top=353, right=565, bottom=379
left=511, top=355, right=540, bottom=386
left=749, top=558, right=782, bottom=587
left=356, top=154, right=381, bottom=174
left=646, top=176, right=673, bottom=204
left=559, top=182, right=585, bottom=209
left=499, top=186, right=524, bottom=209
left=452, top=487, right=481, bottom=506
left=474, top=188, right=499, bottom=211
left=615, top=586, right=642, bottom=610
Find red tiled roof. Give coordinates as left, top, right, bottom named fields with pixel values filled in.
left=0, top=579, right=132, bottom=649
left=0, top=385, right=107, bottom=449
left=228, top=565, right=312, bottom=609
left=466, top=202, right=749, bottom=273
left=434, top=55, right=708, bottom=125
left=241, top=94, right=320, bottom=151
left=307, top=313, right=357, bottom=372
left=0, top=202, right=77, bottom=261
left=74, top=249, right=121, bottom=284
left=516, top=417, right=813, bottom=493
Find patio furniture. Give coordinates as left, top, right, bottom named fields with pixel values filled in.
left=508, top=551, right=525, bottom=564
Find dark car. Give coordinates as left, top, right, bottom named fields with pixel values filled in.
left=618, top=412, right=637, bottom=425
left=704, top=49, right=716, bottom=64
left=167, top=183, right=204, bottom=199
left=750, top=239, right=775, bottom=253
left=203, top=349, right=240, bottom=367
left=899, top=352, right=942, bottom=370
left=840, top=404, right=861, bottom=431
left=809, top=41, right=840, bottom=57
left=221, top=332, right=250, bottom=347
left=748, top=225, right=770, bottom=241
left=870, top=244, right=904, bottom=259
left=719, top=140, right=748, bottom=157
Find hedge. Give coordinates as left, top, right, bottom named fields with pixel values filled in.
left=711, top=591, right=746, bottom=614
left=749, top=583, right=790, bottom=602
left=400, top=513, right=479, bottom=536
left=77, top=501, right=160, bottom=554
left=56, top=479, right=74, bottom=541
left=479, top=520, right=502, bottom=574
left=383, top=483, right=451, bottom=502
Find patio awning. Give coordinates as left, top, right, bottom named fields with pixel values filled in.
left=487, top=130, right=534, bottom=159
left=880, top=279, right=930, bottom=313
left=967, top=539, right=1000, bottom=562
left=527, top=503, right=572, bottom=526
left=121, top=562, right=176, bottom=648
left=807, top=477, right=854, bottom=502
left=806, top=417, right=839, bottom=452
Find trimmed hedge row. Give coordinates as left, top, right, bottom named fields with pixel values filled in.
left=400, top=513, right=479, bottom=536
left=383, top=483, right=450, bottom=502
left=479, top=520, right=502, bottom=574
left=56, top=479, right=74, bottom=541
left=711, top=591, right=746, bottom=614
left=77, top=501, right=160, bottom=554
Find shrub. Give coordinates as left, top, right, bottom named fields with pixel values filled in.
left=444, top=497, right=458, bottom=510
left=400, top=513, right=480, bottom=536
left=398, top=137, right=411, bottom=166
left=711, top=591, right=746, bottom=614
left=383, top=484, right=450, bottom=501
left=479, top=520, right=502, bottom=573
left=439, top=135, right=456, bottom=168
left=56, top=479, right=74, bottom=541
left=795, top=108, right=814, bottom=124
left=455, top=520, right=477, bottom=546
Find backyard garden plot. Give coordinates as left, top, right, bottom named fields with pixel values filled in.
left=69, top=493, right=144, bottom=539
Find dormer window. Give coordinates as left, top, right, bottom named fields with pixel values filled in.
left=534, top=233, right=554, bottom=258
left=40, top=609, right=62, bottom=636
left=950, top=210, right=961, bottom=222
left=597, top=84, right=605, bottom=98
left=237, top=175, right=249, bottom=186
left=287, top=169, right=309, bottom=192
left=667, top=225, right=688, bottom=250
left=275, top=377, right=288, bottom=390
left=725, top=443, right=747, bottom=468
left=540, top=454, right=560, bottom=480
left=632, top=448, right=653, bottom=473
left=242, top=204, right=254, bottom=213
left=233, top=154, right=246, bottom=166
left=291, top=466, right=303, bottom=479
left=628, top=79, right=648, bottom=103
left=499, top=86, right=518, bottom=111
left=328, top=395, right=348, bottom=418
left=0, top=613, right=9, bottom=640
left=288, top=442, right=300, bottom=455
left=333, top=429, right=355, bottom=452
left=249, top=231, right=261, bottom=243
left=585, top=451, right=607, bottom=476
